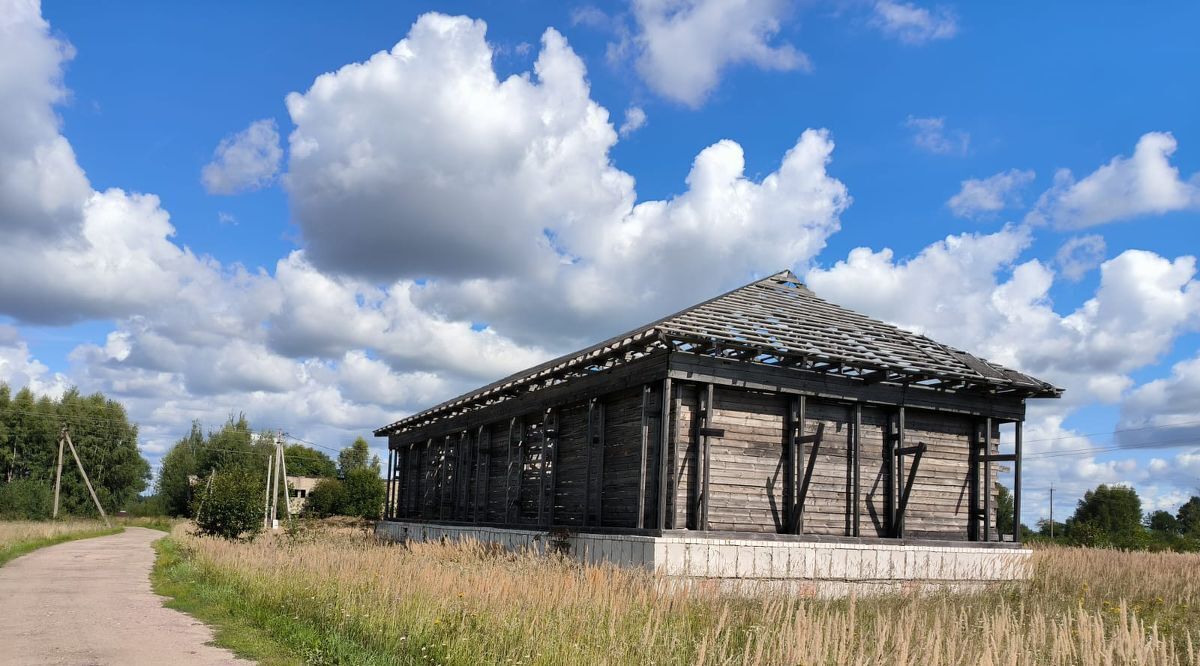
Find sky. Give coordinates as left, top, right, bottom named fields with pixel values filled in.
left=1, top=0, right=1198, bottom=526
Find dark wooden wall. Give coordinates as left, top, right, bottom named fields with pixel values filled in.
left=386, top=375, right=1006, bottom=541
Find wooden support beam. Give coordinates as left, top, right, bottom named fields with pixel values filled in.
left=595, top=401, right=606, bottom=526
left=895, top=442, right=927, bottom=531
left=504, top=418, right=516, bottom=524
left=784, top=396, right=798, bottom=534
left=984, top=416, right=993, bottom=542
left=636, top=384, right=651, bottom=529
left=794, top=395, right=807, bottom=534
left=545, top=409, right=559, bottom=527
left=980, top=453, right=1018, bottom=463
left=851, top=403, right=861, bottom=537
left=668, top=385, right=683, bottom=529
left=62, top=429, right=110, bottom=528
left=967, top=423, right=979, bottom=541
left=1014, top=420, right=1023, bottom=544
left=796, top=422, right=824, bottom=525
left=584, top=399, right=595, bottom=528
left=386, top=449, right=395, bottom=520
left=896, top=407, right=906, bottom=537
left=700, top=383, right=714, bottom=531
left=476, top=426, right=488, bottom=523
left=657, top=377, right=672, bottom=530
left=883, top=413, right=895, bottom=537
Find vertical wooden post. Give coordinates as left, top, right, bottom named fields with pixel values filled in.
left=596, top=402, right=606, bottom=526
left=669, top=383, right=683, bottom=529
left=795, top=394, right=807, bottom=534
left=278, top=440, right=293, bottom=521
left=584, top=399, right=594, bottom=528
left=984, top=416, right=993, bottom=542
left=657, top=377, right=672, bottom=530
left=62, top=432, right=110, bottom=525
left=263, top=446, right=274, bottom=527
left=504, top=419, right=515, bottom=524
left=1014, top=420, right=1023, bottom=543
left=476, top=426, right=488, bottom=523
left=269, top=435, right=280, bottom=526
left=967, top=424, right=979, bottom=541
left=636, top=384, right=651, bottom=529
left=545, top=409, right=559, bottom=527
left=852, top=403, right=862, bottom=537
left=896, top=406, right=906, bottom=538
left=783, top=397, right=797, bottom=534
left=701, top=383, right=714, bottom=531
left=385, top=448, right=394, bottom=520
left=52, top=429, right=65, bottom=519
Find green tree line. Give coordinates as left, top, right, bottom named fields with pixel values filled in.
left=0, top=383, right=150, bottom=519
left=1024, top=483, right=1200, bottom=552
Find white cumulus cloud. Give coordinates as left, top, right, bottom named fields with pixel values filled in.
left=870, top=0, right=958, bottom=45
left=1028, top=132, right=1200, bottom=229
left=625, top=0, right=809, bottom=107
left=905, top=115, right=969, bottom=156
left=947, top=169, right=1035, bottom=218
left=201, top=118, right=283, bottom=195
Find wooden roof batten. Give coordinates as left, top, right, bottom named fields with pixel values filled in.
left=376, top=270, right=1062, bottom=436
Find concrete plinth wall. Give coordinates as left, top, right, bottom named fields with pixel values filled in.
left=376, top=521, right=1031, bottom=597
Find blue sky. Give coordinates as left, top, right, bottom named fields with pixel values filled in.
left=2, top=1, right=1199, bottom=525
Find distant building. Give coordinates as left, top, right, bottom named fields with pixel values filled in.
left=286, top=476, right=322, bottom=514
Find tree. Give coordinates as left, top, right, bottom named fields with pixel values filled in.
left=0, top=382, right=149, bottom=517
left=1068, top=484, right=1143, bottom=547
left=1148, top=510, right=1179, bottom=534
left=1178, top=496, right=1200, bottom=536
left=338, top=437, right=379, bottom=476
left=157, top=422, right=203, bottom=516
left=342, top=467, right=386, bottom=519
left=284, top=444, right=336, bottom=478
left=304, top=478, right=346, bottom=517
left=193, top=467, right=263, bottom=541
left=995, top=483, right=1015, bottom=535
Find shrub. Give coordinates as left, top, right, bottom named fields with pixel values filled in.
left=341, top=468, right=385, bottom=520
left=193, top=468, right=263, bottom=541
left=304, top=478, right=346, bottom=518
left=0, top=479, right=52, bottom=520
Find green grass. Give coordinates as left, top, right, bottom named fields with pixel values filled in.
left=151, top=537, right=393, bottom=666
left=0, top=526, right=123, bottom=567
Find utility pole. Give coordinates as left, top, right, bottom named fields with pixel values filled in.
left=61, top=427, right=111, bottom=528
left=52, top=428, right=66, bottom=518
left=1049, top=484, right=1055, bottom=539
left=264, top=432, right=293, bottom=529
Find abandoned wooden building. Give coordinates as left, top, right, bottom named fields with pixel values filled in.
left=375, top=271, right=1061, bottom=589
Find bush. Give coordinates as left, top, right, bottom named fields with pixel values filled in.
left=304, top=478, right=346, bottom=518
left=0, top=479, right=52, bottom=520
left=342, top=468, right=385, bottom=519
left=193, top=468, right=263, bottom=541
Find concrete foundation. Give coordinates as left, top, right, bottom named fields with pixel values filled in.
left=375, top=520, right=1031, bottom=597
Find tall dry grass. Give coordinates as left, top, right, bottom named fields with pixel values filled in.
left=168, top=523, right=1197, bottom=665
left=0, top=519, right=114, bottom=548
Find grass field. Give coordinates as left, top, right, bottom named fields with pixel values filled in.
left=0, top=520, right=122, bottom=567
left=154, top=522, right=1198, bottom=666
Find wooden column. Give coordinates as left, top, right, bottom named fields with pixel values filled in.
left=967, top=423, right=979, bottom=541
left=636, top=384, right=651, bottom=529
left=700, top=383, right=714, bottom=531
left=657, top=377, right=673, bottom=530
left=895, top=407, right=906, bottom=537
left=545, top=409, right=558, bottom=527
left=669, top=384, right=683, bottom=529
left=852, top=403, right=862, bottom=537
left=1013, top=420, right=1023, bottom=543
left=984, top=416, right=993, bottom=542
left=504, top=418, right=515, bottom=524
left=795, top=394, right=807, bottom=534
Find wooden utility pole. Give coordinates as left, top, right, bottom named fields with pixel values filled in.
left=263, top=445, right=274, bottom=528
left=52, top=428, right=66, bottom=518
left=1049, top=485, right=1054, bottom=539
left=62, top=428, right=110, bottom=528
left=277, top=434, right=292, bottom=521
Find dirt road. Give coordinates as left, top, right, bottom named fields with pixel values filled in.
left=0, top=527, right=252, bottom=665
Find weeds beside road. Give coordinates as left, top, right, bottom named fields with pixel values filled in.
left=0, top=520, right=122, bottom=567
left=154, top=521, right=1197, bottom=665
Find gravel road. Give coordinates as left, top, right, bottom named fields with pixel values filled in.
left=0, top=527, right=252, bottom=665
